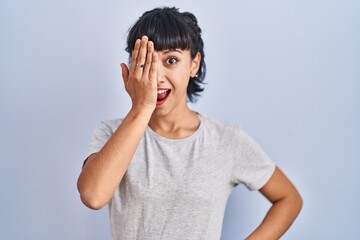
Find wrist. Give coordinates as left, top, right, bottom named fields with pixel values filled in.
left=129, top=105, right=155, bottom=118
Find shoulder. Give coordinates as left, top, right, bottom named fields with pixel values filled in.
left=201, top=115, right=242, bottom=138
left=93, top=118, right=123, bottom=135
left=201, top=115, right=258, bottom=144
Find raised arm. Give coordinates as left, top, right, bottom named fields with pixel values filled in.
left=246, top=166, right=303, bottom=239
left=77, top=36, right=157, bottom=210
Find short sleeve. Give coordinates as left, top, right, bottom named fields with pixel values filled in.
left=231, top=127, right=276, bottom=191
left=88, top=121, right=114, bottom=156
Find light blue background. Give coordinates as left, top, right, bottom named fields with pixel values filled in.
left=1, top=0, right=359, bottom=239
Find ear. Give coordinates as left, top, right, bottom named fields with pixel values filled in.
left=190, top=52, right=201, bottom=76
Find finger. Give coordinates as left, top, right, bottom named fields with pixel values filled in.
left=134, top=36, right=148, bottom=78
left=142, top=41, right=154, bottom=79
left=130, top=39, right=141, bottom=75
left=149, top=52, right=158, bottom=85
left=120, top=63, right=129, bottom=85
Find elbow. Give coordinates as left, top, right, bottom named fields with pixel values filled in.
left=79, top=191, right=108, bottom=210
left=276, top=189, right=303, bottom=217
left=288, top=189, right=303, bottom=217
left=82, top=198, right=107, bottom=210
left=77, top=180, right=108, bottom=210
left=296, top=192, right=303, bottom=215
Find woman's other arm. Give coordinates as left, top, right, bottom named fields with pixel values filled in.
left=246, top=167, right=303, bottom=239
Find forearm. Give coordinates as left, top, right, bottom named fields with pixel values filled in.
left=246, top=194, right=302, bottom=240
left=77, top=106, right=153, bottom=209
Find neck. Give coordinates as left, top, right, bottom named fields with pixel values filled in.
left=148, top=106, right=200, bottom=139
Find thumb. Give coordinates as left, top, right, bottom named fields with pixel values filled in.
left=120, top=63, right=129, bottom=85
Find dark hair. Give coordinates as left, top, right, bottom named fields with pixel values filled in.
left=125, top=7, right=206, bottom=103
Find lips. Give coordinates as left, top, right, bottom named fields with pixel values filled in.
left=156, top=88, right=171, bottom=106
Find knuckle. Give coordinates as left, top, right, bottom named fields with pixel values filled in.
left=131, top=75, right=140, bottom=82
left=137, top=56, right=145, bottom=63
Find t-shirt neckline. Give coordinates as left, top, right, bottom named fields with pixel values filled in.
left=145, top=112, right=204, bottom=143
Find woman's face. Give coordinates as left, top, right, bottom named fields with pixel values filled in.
left=153, top=48, right=200, bottom=114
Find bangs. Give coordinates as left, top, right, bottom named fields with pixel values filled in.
left=126, top=11, right=194, bottom=54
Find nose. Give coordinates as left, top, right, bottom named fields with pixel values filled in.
left=157, top=65, right=165, bottom=84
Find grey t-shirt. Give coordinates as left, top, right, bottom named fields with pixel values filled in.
left=88, top=114, right=275, bottom=240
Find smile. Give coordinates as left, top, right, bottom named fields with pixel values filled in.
left=156, top=88, right=171, bottom=106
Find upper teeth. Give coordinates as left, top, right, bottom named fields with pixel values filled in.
left=157, top=89, right=168, bottom=94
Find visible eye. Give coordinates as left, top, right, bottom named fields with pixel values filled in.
left=166, top=57, right=178, bottom=65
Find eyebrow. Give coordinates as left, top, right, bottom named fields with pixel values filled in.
left=162, top=49, right=183, bottom=54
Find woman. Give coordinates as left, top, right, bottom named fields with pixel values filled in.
left=77, top=7, right=302, bottom=239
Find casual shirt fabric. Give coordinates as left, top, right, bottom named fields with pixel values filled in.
left=88, top=114, right=275, bottom=240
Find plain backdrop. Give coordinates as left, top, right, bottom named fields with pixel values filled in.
left=1, top=0, right=359, bottom=239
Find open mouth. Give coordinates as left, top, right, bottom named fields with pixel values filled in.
left=156, top=88, right=171, bottom=106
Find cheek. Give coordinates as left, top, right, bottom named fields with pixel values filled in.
left=178, top=63, right=192, bottom=81
left=177, top=72, right=191, bottom=90
left=170, top=67, right=191, bottom=85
